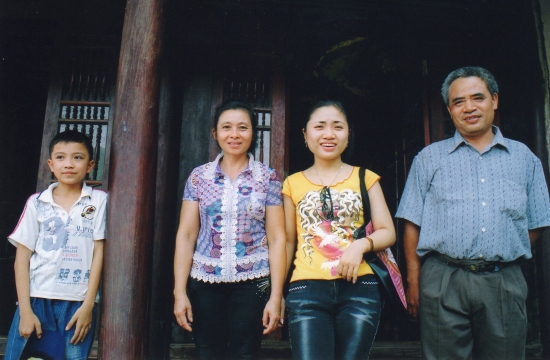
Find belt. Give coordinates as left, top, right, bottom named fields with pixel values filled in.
left=429, top=252, right=520, bottom=273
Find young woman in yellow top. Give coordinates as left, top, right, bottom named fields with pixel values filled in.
left=282, top=101, right=396, bottom=360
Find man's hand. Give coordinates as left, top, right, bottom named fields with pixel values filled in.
left=406, top=278, right=420, bottom=320
left=66, top=303, right=94, bottom=344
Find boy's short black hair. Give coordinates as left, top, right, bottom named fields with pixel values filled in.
left=49, top=130, right=94, bottom=160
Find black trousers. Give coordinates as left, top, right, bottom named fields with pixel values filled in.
left=189, top=277, right=270, bottom=360
left=419, top=256, right=527, bottom=360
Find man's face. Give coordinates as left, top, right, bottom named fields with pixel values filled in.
left=447, top=76, right=498, bottom=141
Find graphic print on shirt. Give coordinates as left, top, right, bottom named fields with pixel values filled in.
left=42, top=216, right=69, bottom=251
left=297, top=188, right=361, bottom=276
left=81, top=205, right=96, bottom=219
left=37, top=203, right=92, bottom=287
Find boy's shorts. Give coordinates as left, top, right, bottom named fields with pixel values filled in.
left=5, top=297, right=97, bottom=360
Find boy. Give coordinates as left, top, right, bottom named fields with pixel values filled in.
left=5, top=130, right=108, bottom=360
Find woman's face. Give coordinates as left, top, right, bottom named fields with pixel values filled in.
left=213, top=109, right=254, bottom=157
left=303, top=106, right=349, bottom=161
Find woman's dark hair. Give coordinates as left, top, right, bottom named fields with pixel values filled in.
left=213, top=99, right=258, bottom=154
left=304, top=100, right=355, bottom=161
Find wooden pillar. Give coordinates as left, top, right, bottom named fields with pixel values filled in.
left=99, top=0, right=164, bottom=358
left=147, top=54, right=184, bottom=359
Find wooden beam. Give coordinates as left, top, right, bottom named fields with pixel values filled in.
left=271, top=50, right=288, bottom=180
left=98, top=0, right=165, bottom=358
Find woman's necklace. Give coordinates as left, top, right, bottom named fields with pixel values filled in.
left=313, top=163, right=343, bottom=221
left=313, top=163, right=344, bottom=187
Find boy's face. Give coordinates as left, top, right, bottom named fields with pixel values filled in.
left=47, top=142, right=95, bottom=186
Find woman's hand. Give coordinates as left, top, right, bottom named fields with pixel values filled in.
left=262, top=296, right=281, bottom=334
left=174, top=293, right=193, bottom=332
left=337, top=238, right=368, bottom=283
left=278, top=298, right=286, bottom=328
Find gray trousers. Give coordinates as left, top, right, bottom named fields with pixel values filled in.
left=419, top=256, right=527, bottom=360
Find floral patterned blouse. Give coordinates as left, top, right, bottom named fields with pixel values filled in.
left=183, top=152, right=283, bottom=283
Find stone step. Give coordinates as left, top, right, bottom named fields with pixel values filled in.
left=0, top=337, right=543, bottom=359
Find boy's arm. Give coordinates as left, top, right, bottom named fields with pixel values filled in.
left=14, top=244, right=42, bottom=339
left=66, top=239, right=104, bottom=344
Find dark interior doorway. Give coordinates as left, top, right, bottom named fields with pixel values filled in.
left=2, top=0, right=547, bottom=352
left=173, top=0, right=547, bottom=343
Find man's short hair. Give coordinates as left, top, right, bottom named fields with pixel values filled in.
left=49, top=130, right=94, bottom=159
left=441, top=66, right=499, bottom=106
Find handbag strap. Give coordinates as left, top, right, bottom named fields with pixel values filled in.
left=359, top=167, right=370, bottom=223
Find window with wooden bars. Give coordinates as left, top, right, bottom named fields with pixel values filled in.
left=37, top=38, right=117, bottom=190
left=222, top=76, right=273, bottom=166
left=212, top=56, right=287, bottom=179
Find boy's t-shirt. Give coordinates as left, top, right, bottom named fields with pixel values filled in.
left=282, top=167, right=380, bottom=282
left=8, top=183, right=107, bottom=301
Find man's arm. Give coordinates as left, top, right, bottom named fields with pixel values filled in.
left=403, top=220, right=421, bottom=319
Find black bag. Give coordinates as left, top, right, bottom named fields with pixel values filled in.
left=354, top=167, right=407, bottom=309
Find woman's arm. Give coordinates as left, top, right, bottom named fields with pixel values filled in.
left=365, top=181, right=397, bottom=249
left=280, top=195, right=298, bottom=324
left=262, top=205, right=286, bottom=334
left=338, top=181, right=396, bottom=282
left=283, top=195, right=297, bottom=279
left=173, top=200, right=200, bottom=332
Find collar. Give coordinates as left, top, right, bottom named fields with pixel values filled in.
left=448, top=125, right=508, bottom=154
left=37, top=182, right=93, bottom=203
left=203, top=151, right=263, bottom=181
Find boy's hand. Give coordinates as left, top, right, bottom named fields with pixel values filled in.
left=19, top=312, right=42, bottom=339
left=66, top=303, right=94, bottom=344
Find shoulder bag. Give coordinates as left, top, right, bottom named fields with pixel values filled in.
left=353, top=167, right=407, bottom=309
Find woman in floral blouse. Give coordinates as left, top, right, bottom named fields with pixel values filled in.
left=173, top=99, right=286, bottom=359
